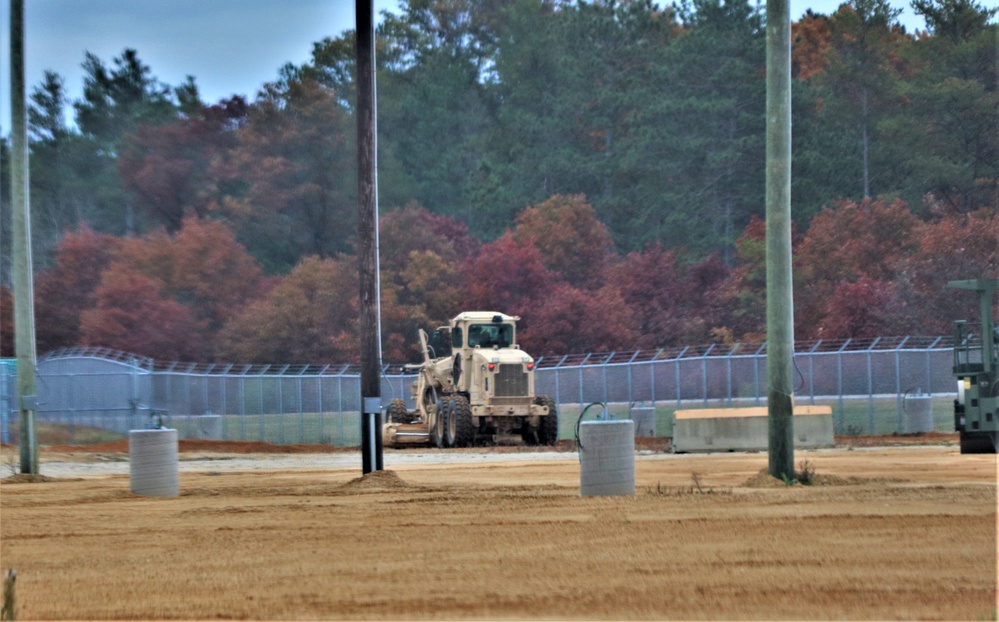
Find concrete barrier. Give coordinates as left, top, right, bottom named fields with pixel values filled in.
left=672, top=405, right=834, bottom=453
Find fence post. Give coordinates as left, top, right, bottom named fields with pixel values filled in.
left=866, top=338, right=880, bottom=434
left=319, top=365, right=329, bottom=444
left=675, top=347, right=688, bottom=409
left=701, top=344, right=715, bottom=408
left=754, top=344, right=765, bottom=406
left=837, top=339, right=849, bottom=434
left=894, top=337, right=909, bottom=434
left=725, top=344, right=739, bottom=407
left=239, top=368, right=247, bottom=440
left=808, top=341, right=821, bottom=405
left=297, top=373, right=304, bottom=443
left=258, top=368, right=267, bottom=442
left=602, top=353, right=613, bottom=409
left=927, top=337, right=941, bottom=397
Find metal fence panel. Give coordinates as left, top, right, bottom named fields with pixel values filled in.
left=0, top=340, right=964, bottom=446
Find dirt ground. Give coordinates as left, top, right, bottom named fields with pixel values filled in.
left=0, top=441, right=996, bottom=620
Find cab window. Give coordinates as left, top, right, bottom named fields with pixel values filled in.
left=468, top=323, right=513, bottom=348
left=452, top=327, right=463, bottom=349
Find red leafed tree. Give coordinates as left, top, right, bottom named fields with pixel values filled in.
left=375, top=204, right=480, bottom=360
left=792, top=11, right=832, bottom=80
left=377, top=203, right=479, bottom=275
left=462, top=232, right=556, bottom=318
left=512, top=194, right=615, bottom=290
left=118, top=97, right=248, bottom=231
left=463, top=232, right=637, bottom=355
left=34, top=226, right=123, bottom=353
left=523, top=282, right=639, bottom=355
left=898, top=208, right=998, bottom=333
left=114, top=216, right=266, bottom=355
left=79, top=264, right=201, bottom=360
left=218, top=256, right=359, bottom=364
left=794, top=197, right=920, bottom=338
left=610, top=244, right=718, bottom=348
left=817, top=277, right=912, bottom=339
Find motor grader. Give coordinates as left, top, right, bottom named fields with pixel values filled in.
left=381, top=312, right=558, bottom=448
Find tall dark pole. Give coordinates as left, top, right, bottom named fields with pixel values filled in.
left=356, top=0, right=383, bottom=474
left=10, top=0, right=39, bottom=475
left=766, top=0, right=794, bottom=479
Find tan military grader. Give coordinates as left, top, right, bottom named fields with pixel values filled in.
left=382, top=312, right=558, bottom=448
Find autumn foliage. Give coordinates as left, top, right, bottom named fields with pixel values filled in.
left=21, top=194, right=996, bottom=364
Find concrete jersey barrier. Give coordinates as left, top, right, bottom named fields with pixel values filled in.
left=672, top=405, right=834, bottom=453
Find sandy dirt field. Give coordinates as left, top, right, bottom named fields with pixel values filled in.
left=1, top=442, right=996, bottom=620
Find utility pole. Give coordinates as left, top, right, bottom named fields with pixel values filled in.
left=355, top=0, right=383, bottom=474
left=765, top=0, right=794, bottom=479
left=10, top=0, right=39, bottom=474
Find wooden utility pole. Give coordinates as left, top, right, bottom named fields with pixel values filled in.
left=355, top=0, right=383, bottom=474
left=765, top=0, right=794, bottom=479
left=10, top=0, right=39, bottom=475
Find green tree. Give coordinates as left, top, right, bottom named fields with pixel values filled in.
left=637, top=0, right=766, bottom=260
left=896, top=0, right=998, bottom=212
left=377, top=0, right=502, bottom=228
left=27, top=71, right=82, bottom=266
left=72, top=49, right=179, bottom=234
left=221, top=75, right=357, bottom=273
left=806, top=1, right=912, bottom=200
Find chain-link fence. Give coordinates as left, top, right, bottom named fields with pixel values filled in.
left=0, top=336, right=957, bottom=446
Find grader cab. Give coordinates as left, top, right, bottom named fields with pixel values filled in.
left=382, top=312, right=557, bottom=448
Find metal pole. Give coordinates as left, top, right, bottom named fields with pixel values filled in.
left=766, top=0, right=794, bottom=480
left=356, top=0, right=382, bottom=473
left=11, top=0, right=39, bottom=474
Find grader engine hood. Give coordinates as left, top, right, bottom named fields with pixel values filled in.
left=472, top=349, right=534, bottom=396
left=467, top=348, right=547, bottom=419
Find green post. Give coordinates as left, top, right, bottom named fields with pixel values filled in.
left=10, top=0, right=39, bottom=474
left=765, top=0, right=794, bottom=479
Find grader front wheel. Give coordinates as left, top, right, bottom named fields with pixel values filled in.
left=451, top=395, right=474, bottom=447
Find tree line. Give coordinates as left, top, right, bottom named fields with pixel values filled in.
left=0, top=0, right=996, bottom=363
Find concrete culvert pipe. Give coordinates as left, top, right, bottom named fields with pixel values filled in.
left=579, top=420, right=635, bottom=496
left=129, top=428, right=179, bottom=497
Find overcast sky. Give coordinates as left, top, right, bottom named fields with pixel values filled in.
left=1, top=0, right=927, bottom=133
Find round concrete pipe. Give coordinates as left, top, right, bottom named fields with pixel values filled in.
left=129, top=428, right=179, bottom=497
left=579, top=420, right=635, bottom=496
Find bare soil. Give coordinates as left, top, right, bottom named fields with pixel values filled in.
left=0, top=443, right=995, bottom=620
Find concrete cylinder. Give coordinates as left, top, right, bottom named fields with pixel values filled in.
left=129, top=428, right=179, bottom=497
left=579, top=420, right=635, bottom=496
left=904, top=394, right=934, bottom=434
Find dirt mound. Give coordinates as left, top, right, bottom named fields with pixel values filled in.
left=338, top=469, right=410, bottom=492
left=742, top=469, right=787, bottom=488
left=741, top=468, right=905, bottom=487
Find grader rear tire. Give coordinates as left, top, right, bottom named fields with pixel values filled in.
left=536, top=396, right=559, bottom=446
left=388, top=398, right=409, bottom=424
